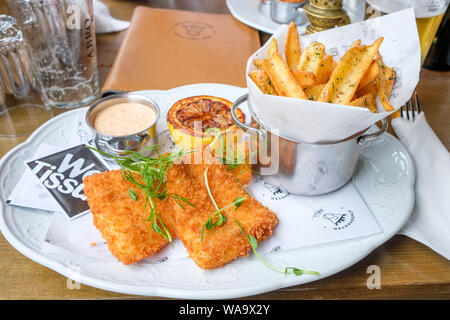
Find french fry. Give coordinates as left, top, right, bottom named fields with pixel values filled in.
left=291, top=69, right=317, bottom=89
left=268, top=38, right=278, bottom=58
left=350, top=40, right=362, bottom=48
left=253, top=59, right=265, bottom=69
left=349, top=93, right=378, bottom=113
left=304, top=84, right=326, bottom=101
left=298, top=41, right=325, bottom=75
left=318, top=38, right=384, bottom=105
left=264, top=52, right=307, bottom=99
left=358, top=61, right=380, bottom=90
left=356, top=81, right=377, bottom=98
left=248, top=34, right=396, bottom=112
left=375, top=55, right=396, bottom=111
left=391, top=110, right=401, bottom=118
left=315, top=54, right=336, bottom=84
left=249, top=69, right=278, bottom=95
left=285, top=21, right=301, bottom=70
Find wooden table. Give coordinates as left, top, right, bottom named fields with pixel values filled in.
left=0, top=0, right=449, bottom=300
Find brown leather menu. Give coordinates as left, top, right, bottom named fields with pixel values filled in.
left=102, top=6, right=260, bottom=93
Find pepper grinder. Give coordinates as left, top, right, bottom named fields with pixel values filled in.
left=304, top=0, right=350, bottom=34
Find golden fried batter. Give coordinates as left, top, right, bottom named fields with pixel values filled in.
left=84, top=156, right=276, bottom=268
left=167, top=161, right=279, bottom=269
left=84, top=170, right=169, bottom=265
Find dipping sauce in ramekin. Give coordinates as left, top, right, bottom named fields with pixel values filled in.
left=92, top=102, right=157, bottom=136
left=86, top=94, right=160, bottom=157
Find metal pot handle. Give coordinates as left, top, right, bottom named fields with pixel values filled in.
left=357, top=118, right=388, bottom=145
left=231, top=94, right=267, bottom=140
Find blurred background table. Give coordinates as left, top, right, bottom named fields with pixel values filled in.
left=0, top=0, right=449, bottom=299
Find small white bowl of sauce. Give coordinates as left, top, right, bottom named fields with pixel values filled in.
left=86, top=94, right=160, bottom=157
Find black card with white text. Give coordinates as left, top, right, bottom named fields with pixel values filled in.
left=27, top=144, right=108, bottom=219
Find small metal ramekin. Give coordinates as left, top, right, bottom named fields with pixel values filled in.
left=85, top=93, right=160, bottom=158
left=261, top=0, right=307, bottom=25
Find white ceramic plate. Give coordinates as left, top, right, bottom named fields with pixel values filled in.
left=0, top=83, right=414, bottom=299
left=226, top=0, right=366, bottom=34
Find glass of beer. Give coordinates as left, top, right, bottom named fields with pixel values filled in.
left=5, top=0, right=100, bottom=109
left=0, top=15, right=53, bottom=137
left=365, top=0, right=449, bottom=65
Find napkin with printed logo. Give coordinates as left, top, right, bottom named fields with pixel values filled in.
left=7, top=144, right=110, bottom=220
left=43, top=176, right=382, bottom=263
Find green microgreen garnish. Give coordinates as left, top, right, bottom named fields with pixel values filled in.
left=87, top=145, right=195, bottom=243
left=233, top=196, right=246, bottom=209
left=242, top=184, right=253, bottom=197
left=208, top=127, right=256, bottom=176
left=204, top=167, right=219, bottom=211
left=234, top=218, right=320, bottom=277
left=129, top=188, right=138, bottom=201
left=201, top=196, right=246, bottom=241
left=201, top=212, right=226, bottom=241
left=205, top=127, right=250, bottom=171
left=201, top=167, right=246, bottom=241
left=223, top=151, right=247, bottom=171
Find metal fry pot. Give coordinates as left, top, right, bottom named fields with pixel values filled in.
left=86, top=94, right=160, bottom=158
left=231, top=94, right=388, bottom=196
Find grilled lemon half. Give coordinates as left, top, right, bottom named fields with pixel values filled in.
left=167, top=95, right=245, bottom=152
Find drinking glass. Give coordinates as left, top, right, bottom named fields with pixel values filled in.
left=365, top=0, right=449, bottom=65
left=6, top=0, right=100, bottom=108
left=0, top=15, right=53, bottom=137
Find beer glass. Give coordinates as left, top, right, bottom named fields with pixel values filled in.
left=365, top=0, right=449, bottom=64
left=6, top=0, right=100, bottom=108
left=0, top=15, right=53, bottom=137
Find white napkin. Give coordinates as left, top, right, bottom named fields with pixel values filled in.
left=93, top=0, right=130, bottom=34
left=392, top=113, right=450, bottom=259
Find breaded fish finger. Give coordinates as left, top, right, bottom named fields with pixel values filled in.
left=84, top=170, right=170, bottom=265
left=168, top=162, right=278, bottom=269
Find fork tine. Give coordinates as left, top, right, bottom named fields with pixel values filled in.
left=411, top=96, right=416, bottom=121
left=405, top=100, right=410, bottom=120
left=415, top=92, right=421, bottom=114
left=400, top=105, right=404, bottom=118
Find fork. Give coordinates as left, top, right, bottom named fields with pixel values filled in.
left=399, top=92, right=421, bottom=121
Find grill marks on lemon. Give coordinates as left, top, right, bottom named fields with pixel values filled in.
left=175, top=98, right=235, bottom=135
left=167, top=96, right=245, bottom=152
